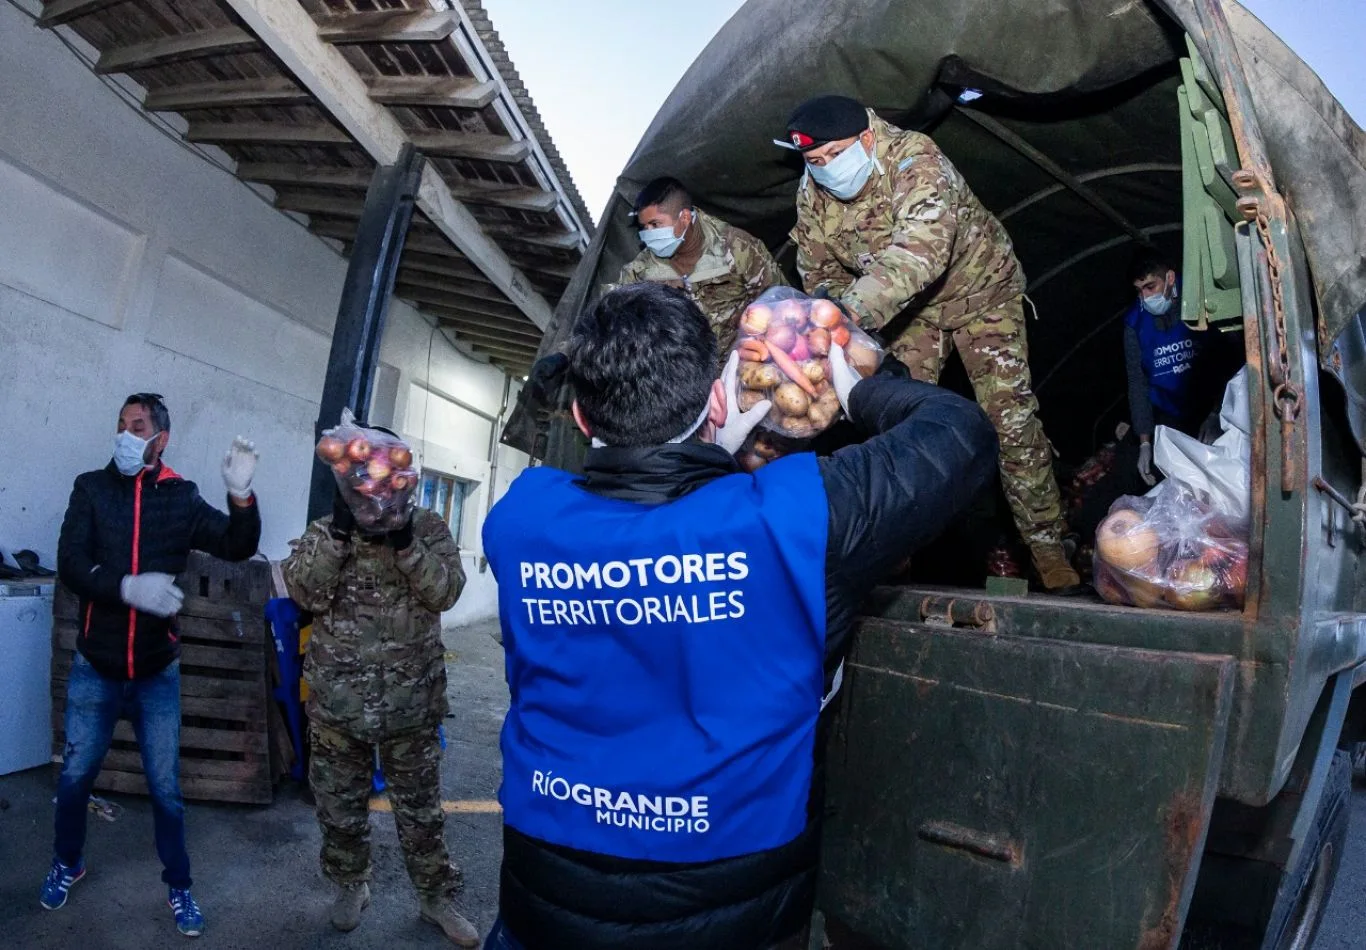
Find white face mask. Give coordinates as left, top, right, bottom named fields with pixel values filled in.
left=808, top=139, right=875, bottom=200
left=639, top=211, right=690, bottom=258
left=1140, top=279, right=1178, bottom=316
left=113, top=430, right=154, bottom=476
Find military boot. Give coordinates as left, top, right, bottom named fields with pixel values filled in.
left=330, top=882, right=369, bottom=932
left=1031, top=541, right=1085, bottom=594
left=419, top=896, right=480, bottom=947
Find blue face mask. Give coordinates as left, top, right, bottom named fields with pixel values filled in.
left=113, top=430, right=154, bottom=476
left=808, top=139, right=875, bottom=200
left=639, top=211, right=690, bottom=258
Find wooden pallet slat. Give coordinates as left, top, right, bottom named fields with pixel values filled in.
left=50, top=553, right=278, bottom=806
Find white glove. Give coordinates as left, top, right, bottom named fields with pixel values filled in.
left=714, top=351, right=773, bottom=455
left=1137, top=441, right=1157, bottom=487
left=828, top=342, right=862, bottom=415
left=120, top=573, right=184, bottom=618
left=222, top=436, right=258, bottom=499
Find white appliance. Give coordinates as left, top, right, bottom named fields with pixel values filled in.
left=0, top=582, right=54, bottom=775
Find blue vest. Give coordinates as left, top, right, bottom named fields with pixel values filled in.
left=483, top=453, right=829, bottom=864
left=1126, top=299, right=1198, bottom=418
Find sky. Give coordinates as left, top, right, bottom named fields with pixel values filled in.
left=481, top=0, right=1365, bottom=224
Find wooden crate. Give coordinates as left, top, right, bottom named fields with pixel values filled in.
left=51, top=554, right=276, bottom=805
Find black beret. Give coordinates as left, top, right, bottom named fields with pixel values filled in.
left=783, top=95, right=869, bottom=151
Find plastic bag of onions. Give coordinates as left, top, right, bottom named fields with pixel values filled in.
left=731, top=286, right=883, bottom=448
left=1093, top=484, right=1248, bottom=611
left=314, top=408, right=420, bottom=531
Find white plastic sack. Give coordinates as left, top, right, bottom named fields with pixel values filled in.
left=1152, top=367, right=1252, bottom=526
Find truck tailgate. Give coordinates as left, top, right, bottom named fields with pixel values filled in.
left=821, top=617, right=1236, bottom=950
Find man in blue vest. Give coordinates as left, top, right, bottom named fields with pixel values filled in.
left=481, top=282, right=998, bottom=949
left=1123, top=253, right=1203, bottom=485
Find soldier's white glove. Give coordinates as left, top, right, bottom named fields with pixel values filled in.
left=121, top=573, right=184, bottom=618
left=222, top=436, right=258, bottom=499
left=1137, top=441, right=1157, bottom=487
left=714, top=351, right=772, bottom=455
left=828, top=343, right=862, bottom=415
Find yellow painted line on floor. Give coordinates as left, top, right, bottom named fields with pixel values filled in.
left=370, top=797, right=502, bottom=814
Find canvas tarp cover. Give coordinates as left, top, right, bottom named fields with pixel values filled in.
left=518, top=0, right=1366, bottom=467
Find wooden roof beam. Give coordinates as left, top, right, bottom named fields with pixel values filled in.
left=396, top=284, right=528, bottom=322
left=426, top=306, right=541, bottom=337
left=222, top=0, right=553, bottom=329
left=467, top=339, right=540, bottom=361
left=483, top=224, right=582, bottom=252
left=236, top=162, right=375, bottom=189
left=38, top=0, right=121, bottom=27
left=95, top=26, right=257, bottom=75
left=397, top=269, right=516, bottom=306
left=367, top=76, right=498, bottom=110
left=143, top=77, right=311, bottom=112
left=187, top=122, right=351, bottom=146
left=435, top=316, right=542, bottom=345
left=407, top=130, right=530, bottom=164
left=316, top=10, right=457, bottom=45
left=398, top=252, right=495, bottom=286
left=443, top=323, right=541, bottom=350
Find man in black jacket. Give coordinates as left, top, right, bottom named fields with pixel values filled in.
left=45, top=393, right=262, bottom=938
left=480, top=284, right=997, bottom=950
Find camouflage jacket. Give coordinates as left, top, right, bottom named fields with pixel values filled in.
left=609, top=207, right=787, bottom=355
left=282, top=507, right=465, bottom=739
left=792, top=112, right=1025, bottom=333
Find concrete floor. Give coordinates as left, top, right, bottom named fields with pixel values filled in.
left=0, top=620, right=508, bottom=950
left=1, top=618, right=1362, bottom=949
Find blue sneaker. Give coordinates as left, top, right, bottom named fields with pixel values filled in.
left=168, top=888, right=204, bottom=937
left=39, top=857, right=86, bottom=910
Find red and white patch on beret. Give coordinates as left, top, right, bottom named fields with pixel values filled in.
left=790, top=130, right=815, bottom=149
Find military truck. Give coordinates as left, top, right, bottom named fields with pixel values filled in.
left=506, top=1, right=1366, bottom=946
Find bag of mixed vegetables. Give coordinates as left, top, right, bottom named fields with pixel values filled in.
left=314, top=409, right=420, bottom=531
left=730, top=287, right=882, bottom=470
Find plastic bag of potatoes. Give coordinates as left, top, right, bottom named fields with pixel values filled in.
left=731, top=286, right=882, bottom=443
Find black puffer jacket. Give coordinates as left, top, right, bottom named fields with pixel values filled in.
left=498, top=375, right=998, bottom=949
left=57, top=461, right=262, bottom=681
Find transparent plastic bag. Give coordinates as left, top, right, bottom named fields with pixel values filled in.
left=731, top=286, right=883, bottom=440
left=314, top=408, right=419, bottom=531
left=1092, top=485, right=1248, bottom=611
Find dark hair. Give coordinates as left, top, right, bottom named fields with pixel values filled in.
left=123, top=393, right=170, bottom=432
left=1127, top=251, right=1173, bottom=285
left=633, top=177, right=691, bottom=217
left=567, top=284, right=716, bottom=447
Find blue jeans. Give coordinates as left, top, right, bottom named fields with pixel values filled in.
left=483, top=918, right=526, bottom=950
left=54, top=652, right=191, bottom=888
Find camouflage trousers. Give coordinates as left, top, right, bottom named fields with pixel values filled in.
left=308, top=718, right=462, bottom=899
left=889, top=295, right=1067, bottom=550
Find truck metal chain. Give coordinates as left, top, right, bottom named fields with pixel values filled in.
left=1240, top=186, right=1301, bottom=493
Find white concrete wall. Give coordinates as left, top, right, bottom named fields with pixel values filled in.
left=0, top=3, right=529, bottom=622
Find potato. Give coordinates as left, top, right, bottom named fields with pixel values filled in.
left=801, top=360, right=827, bottom=384
left=737, top=388, right=768, bottom=412
left=808, top=398, right=840, bottom=429
left=739, top=305, right=772, bottom=336
left=739, top=362, right=782, bottom=390
left=807, top=327, right=831, bottom=356
left=845, top=341, right=880, bottom=376
left=773, top=383, right=811, bottom=416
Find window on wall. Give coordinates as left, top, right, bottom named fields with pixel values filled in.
left=418, top=471, right=470, bottom=541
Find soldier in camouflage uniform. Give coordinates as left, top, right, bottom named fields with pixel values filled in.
left=784, top=95, right=1082, bottom=592
left=608, top=176, right=787, bottom=359
left=282, top=483, right=478, bottom=946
